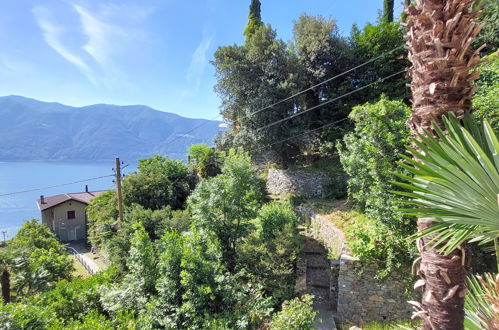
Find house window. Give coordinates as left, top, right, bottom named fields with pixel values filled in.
left=67, top=210, right=76, bottom=219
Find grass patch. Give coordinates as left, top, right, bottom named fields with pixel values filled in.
left=302, top=199, right=366, bottom=233
left=345, top=319, right=420, bottom=329
left=69, top=255, right=90, bottom=279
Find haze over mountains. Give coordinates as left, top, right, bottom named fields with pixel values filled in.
left=0, top=95, right=222, bottom=161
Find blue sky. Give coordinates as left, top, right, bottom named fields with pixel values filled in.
left=0, top=1, right=403, bottom=119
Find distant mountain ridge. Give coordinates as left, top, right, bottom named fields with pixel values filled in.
left=0, top=95, right=222, bottom=161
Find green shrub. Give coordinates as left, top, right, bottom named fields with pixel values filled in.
left=188, top=148, right=265, bottom=271
left=188, top=143, right=222, bottom=178
left=239, top=201, right=303, bottom=305
left=8, top=220, right=73, bottom=297
left=0, top=302, right=57, bottom=329
left=31, top=274, right=108, bottom=324
left=345, top=214, right=416, bottom=279
left=123, top=155, right=195, bottom=211
left=337, top=96, right=413, bottom=234
left=258, top=201, right=300, bottom=240
left=270, top=295, right=317, bottom=330
left=472, top=51, right=499, bottom=131
left=87, top=201, right=190, bottom=270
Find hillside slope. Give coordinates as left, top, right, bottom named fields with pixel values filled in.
left=0, top=95, right=222, bottom=161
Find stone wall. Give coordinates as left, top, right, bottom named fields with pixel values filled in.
left=337, top=255, right=413, bottom=324
left=266, top=168, right=331, bottom=198
left=296, top=205, right=412, bottom=325
left=296, top=205, right=346, bottom=258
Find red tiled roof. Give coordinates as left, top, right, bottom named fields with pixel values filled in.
left=36, top=190, right=108, bottom=211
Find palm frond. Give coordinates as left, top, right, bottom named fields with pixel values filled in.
left=393, top=113, right=499, bottom=253
left=465, top=273, right=499, bottom=329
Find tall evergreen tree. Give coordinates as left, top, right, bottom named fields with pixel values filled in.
left=243, top=0, right=263, bottom=40
left=383, top=0, right=394, bottom=23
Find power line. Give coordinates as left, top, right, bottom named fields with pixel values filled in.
left=158, top=44, right=405, bottom=152
left=252, top=117, right=350, bottom=153
left=257, top=70, right=406, bottom=132
left=0, top=174, right=115, bottom=197
left=148, top=113, right=223, bottom=158
left=244, top=45, right=405, bottom=121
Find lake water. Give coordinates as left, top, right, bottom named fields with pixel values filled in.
left=0, top=161, right=136, bottom=240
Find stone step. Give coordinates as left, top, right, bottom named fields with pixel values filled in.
left=307, top=265, right=328, bottom=270
left=311, top=284, right=330, bottom=290
left=304, top=251, right=324, bottom=255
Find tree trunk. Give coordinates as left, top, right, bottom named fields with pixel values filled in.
left=416, top=220, right=466, bottom=329
left=1, top=268, right=10, bottom=304
left=405, top=0, right=483, bottom=329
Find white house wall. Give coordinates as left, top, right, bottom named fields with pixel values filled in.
left=42, top=201, right=87, bottom=242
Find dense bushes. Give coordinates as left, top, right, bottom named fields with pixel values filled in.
left=1, top=148, right=308, bottom=328
left=270, top=295, right=317, bottom=330
left=87, top=196, right=190, bottom=269
left=188, top=149, right=265, bottom=270
left=6, top=220, right=73, bottom=297
left=472, top=51, right=499, bottom=131
left=345, top=212, right=415, bottom=279
left=123, top=155, right=195, bottom=210
left=239, top=201, right=303, bottom=305
left=187, top=143, right=222, bottom=178
left=337, top=97, right=416, bottom=276
left=337, top=96, right=412, bottom=233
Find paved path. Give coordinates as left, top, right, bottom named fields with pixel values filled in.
left=303, top=237, right=337, bottom=330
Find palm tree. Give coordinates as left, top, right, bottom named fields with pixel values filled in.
left=0, top=250, right=12, bottom=303
left=404, top=0, right=484, bottom=328
left=393, top=113, right=499, bottom=328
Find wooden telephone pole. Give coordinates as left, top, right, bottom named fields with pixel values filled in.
left=115, top=157, right=124, bottom=222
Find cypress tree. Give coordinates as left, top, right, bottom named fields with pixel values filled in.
left=243, top=0, right=263, bottom=40
left=383, top=0, right=394, bottom=23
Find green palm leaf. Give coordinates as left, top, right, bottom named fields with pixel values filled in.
left=464, top=273, right=499, bottom=329
left=392, top=113, right=499, bottom=253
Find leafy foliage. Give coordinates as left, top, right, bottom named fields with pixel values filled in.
left=337, top=96, right=413, bottom=233
left=393, top=113, right=499, bottom=254
left=34, top=276, right=107, bottom=322
left=87, top=197, right=189, bottom=269
left=213, top=24, right=298, bottom=161
left=346, top=213, right=415, bottom=279
left=100, top=222, right=158, bottom=314
left=239, top=201, right=303, bottom=305
left=7, top=220, right=73, bottom=297
left=270, top=295, right=317, bottom=330
left=243, top=0, right=263, bottom=40
left=188, top=149, right=265, bottom=270
left=464, top=273, right=499, bottom=329
left=472, top=51, right=499, bottom=131
left=123, top=155, right=194, bottom=210
left=473, top=1, right=499, bottom=56
left=187, top=143, right=222, bottom=178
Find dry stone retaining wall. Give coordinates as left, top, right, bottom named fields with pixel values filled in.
left=295, top=205, right=413, bottom=326
left=337, top=255, right=412, bottom=324
left=266, top=168, right=331, bottom=198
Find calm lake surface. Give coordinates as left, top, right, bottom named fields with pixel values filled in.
left=0, top=161, right=136, bottom=240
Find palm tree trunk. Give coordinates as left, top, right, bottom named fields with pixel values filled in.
left=405, top=0, right=483, bottom=328
left=1, top=268, right=10, bottom=304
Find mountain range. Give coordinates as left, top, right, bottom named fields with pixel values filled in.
left=0, top=95, right=222, bottom=161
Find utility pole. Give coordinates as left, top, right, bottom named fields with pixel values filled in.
left=115, top=157, right=124, bottom=222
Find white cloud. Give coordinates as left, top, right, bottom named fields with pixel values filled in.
left=187, top=30, right=214, bottom=91
left=72, top=4, right=125, bottom=67
left=32, top=5, right=96, bottom=84
left=32, top=2, right=153, bottom=87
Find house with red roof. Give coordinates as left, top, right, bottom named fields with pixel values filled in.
left=36, top=186, right=107, bottom=242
